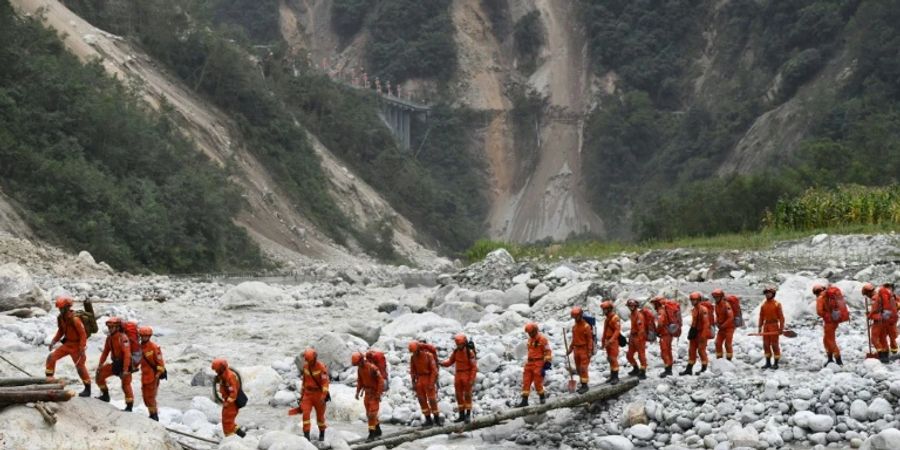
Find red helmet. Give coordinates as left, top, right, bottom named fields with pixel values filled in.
left=211, top=358, right=228, bottom=374
left=454, top=334, right=467, bottom=346
left=711, top=289, right=724, bottom=299
left=106, top=317, right=122, bottom=327
left=862, top=283, right=875, bottom=295
left=689, top=292, right=702, bottom=302
left=626, top=299, right=639, bottom=308
left=138, top=326, right=153, bottom=337
left=55, top=296, right=74, bottom=309
left=570, top=306, right=583, bottom=318
left=524, top=322, right=538, bottom=334
left=811, top=284, right=826, bottom=295
left=303, top=348, right=317, bottom=363
left=600, top=300, right=614, bottom=310
left=408, top=341, right=419, bottom=352
left=351, top=352, right=363, bottom=366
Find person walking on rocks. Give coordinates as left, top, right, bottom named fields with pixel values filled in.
left=353, top=352, right=384, bottom=441
left=712, top=289, right=736, bottom=360
left=600, top=301, right=621, bottom=385
left=758, top=287, right=785, bottom=369
left=865, top=282, right=894, bottom=362
left=625, top=299, right=650, bottom=380
left=519, top=322, right=552, bottom=406
left=440, top=333, right=478, bottom=422
left=650, top=296, right=677, bottom=378
left=681, top=292, right=712, bottom=375
left=45, top=296, right=91, bottom=397
left=299, top=348, right=330, bottom=441
left=815, top=284, right=846, bottom=366
left=409, top=341, right=443, bottom=426
left=567, top=306, right=594, bottom=393
left=138, top=326, right=165, bottom=421
left=879, top=282, right=898, bottom=355
left=211, top=358, right=246, bottom=437
left=95, top=317, right=134, bottom=410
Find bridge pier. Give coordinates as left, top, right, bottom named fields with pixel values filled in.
left=377, top=96, right=429, bottom=152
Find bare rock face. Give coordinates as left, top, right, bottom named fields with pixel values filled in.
left=0, top=262, right=50, bottom=313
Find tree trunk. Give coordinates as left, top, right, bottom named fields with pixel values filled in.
left=349, top=379, right=638, bottom=450
left=0, top=389, right=75, bottom=404
left=0, top=378, right=57, bottom=387
left=0, top=383, right=67, bottom=392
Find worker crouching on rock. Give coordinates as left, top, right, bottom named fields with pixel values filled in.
left=518, top=322, right=552, bottom=407
left=353, top=351, right=384, bottom=441
left=212, top=358, right=246, bottom=438
left=440, top=333, right=478, bottom=423
left=45, top=296, right=91, bottom=397
left=299, top=348, right=330, bottom=441
left=409, top=340, right=443, bottom=426
left=138, top=326, right=165, bottom=421
left=95, top=317, right=134, bottom=410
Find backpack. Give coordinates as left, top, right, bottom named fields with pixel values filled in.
left=213, top=369, right=248, bottom=409
left=367, top=350, right=389, bottom=382
left=641, top=307, right=657, bottom=341
left=582, top=313, right=599, bottom=347
left=417, top=341, right=439, bottom=359
left=123, top=321, right=141, bottom=372
left=725, top=295, right=743, bottom=327
left=826, top=286, right=850, bottom=323
left=466, top=338, right=477, bottom=357
left=664, top=300, right=683, bottom=337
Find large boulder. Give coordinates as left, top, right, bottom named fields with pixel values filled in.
left=190, top=396, right=221, bottom=424
left=381, top=312, right=461, bottom=339
left=0, top=399, right=179, bottom=449
left=596, top=435, right=634, bottom=450
left=861, top=428, right=900, bottom=450
left=749, top=275, right=821, bottom=324
left=531, top=281, right=592, bottom=313
left=326, top=384, right=366, bottom=422
left=341, top=320, right=381, bottom=345
left=432, top=301, right=484, bottom=325
left=220, top=282, right=284, bottom=310
left=235, top=366, right=283, bottom=405
left=0, top=263, right=50, bottom=312
left=258, top=430, right=316, bottom=450
left=476, top=284, right=529, bottom=308
left=313, top=332, right=369, bottom=373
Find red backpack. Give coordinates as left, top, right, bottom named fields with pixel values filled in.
left=366, top=350, right=389, bottom=382
left=725, top=295, right=743, bottom=326
left=664, top=300, right=682, bottom=337
left=826, top=287, right=850, bottom=323
left=641, top=307, right=657, bottom=333
left=122, top=321, right=141, bottom=373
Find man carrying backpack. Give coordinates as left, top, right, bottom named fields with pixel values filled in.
left=353, top=352, right=384, bottom=441
left=567, top=306, right=594, bottom=393
left=95, top=317, right=134, bottom=411
left=212, top=358, right=246, bottom=438
left=299, top=349, right=330, bottom=441
left=365, top=349, right=389, bottom=392
left=650, top=296, right=676, bottom=378
left=519, top=322, right=552, bottom=406
left=625, top=299, right=650, bottom=380
left=758, top=287, right=785, bottom=369
left=681, top=292, right=713, bottom=376
left=600, top=301, right=621, bottom=385
left=46, top=296, right=91, bottom=397
left=409, top=341, right=443, bottom=426
left=138, top=326, right=165, bottom=421
left=440, top=333, right=477, bottom=423
left=711, top=289, right=736, bottom=361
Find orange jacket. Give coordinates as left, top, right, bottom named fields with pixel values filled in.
left=356, top=361, right=384, bottom=397
left=218, top=369, right=240, bottom=404
left=758, top=299, right=785, bottom=330
left=409, top=350, right=438, bottom=378
left=570, top=319, right=594, bottom=354
left=53, top=313, right=87, bottom=349
left=99, top=331, right=131, bottom=372
left=629, top=309, right=648, bottom=338
left=526, top=333, right=552, bottom=363
left=715, top=300, right=735, bottom=329
left=817, top=289, right=845, bottom=324
left=441, top=347, right=477, bottom=374
left=139, top=340, right=165, bottom=385
left=655, top=304, right=671, bottom=336
left=302, top=360, right=330, bottom=393
left=602, top=314, right=621, bottom=347
left=691, top=304, right=712, bottom=339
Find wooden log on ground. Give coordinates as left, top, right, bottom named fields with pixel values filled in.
left=0, top=383, right=67, bottom=392
left=0, top=378, right=57, bottom=387
left=349, top=379, right=638, bottom=450
left=0, top=389, right=75, bottom=404
left=34, top=402, right=57, bottom=425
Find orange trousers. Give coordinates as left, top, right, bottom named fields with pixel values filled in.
left=889, top=319, right=898, bottom=353
left=715, top=327, right=735, bottom=358
left=626, top=337, right=647, bottom=369
left=453, top=371, right=475, bottom=411
left=572, top=347, right=591, bottom=383
left=823, top=322, right=840, bottom=357
left=363, top=389, right=380, bottom=430
left=605, top=343, right=619, bottom=372
left=414, top=375, right=439, bottom=416
left=96, top=363, right=133, bottom=402
left=762, top=324, right=781, bottom=359
left=659, top=335, right=674, bottom=367
left=521, top=361, right=544, bottom=396
left=872, top=321, right=889, bottom=353
left=221, top=402, right=239, bottom=436
left=46, top=344, right=90, bottom=383
left=301, top=390, right=327, bottom=433
left=688, top=338, right=709, bottom=365
left=142, top=381, right=159, bottom=413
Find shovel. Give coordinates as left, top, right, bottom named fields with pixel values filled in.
left=562, top=329, right=577, bottom=393
left=747, top=330, right=798, bottom=338
left=865, top=296, right=879, bottom=359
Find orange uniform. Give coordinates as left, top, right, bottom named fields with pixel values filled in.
left=714, top=299, right=735, bottom=359
left=300, top=360, right=330, bottom=434
left=758, top=298, right=785, bottom=360
left=356, top=361, right=384, bottom=432
left=139, top=340, right=165, bottom=415
left=96, top=330, right=133, bottom=404
left=816, top=290, right=841, bottom=358
left=626, top=308, right=649, bottom=370
left=878, top=287, right=899, bottom=353
left=688, top=302, right=712, bottom=365
left=441, top=347, right=477, bottom=414
left=655, top=302, right=675, bottom=368
left=522, top=333, right=552, bottom=396
left=410, top=349, right=439, bottom=417
left=602, top=313, right=621, bottom=372
left=569, top=319, right=594, bottom=384
left=217, top=368, right=241, bottom=436
left=868, top=290, right=894, bottom=353
left=46, top=312, right=90, bottom=384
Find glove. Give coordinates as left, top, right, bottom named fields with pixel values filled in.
left=48, top=342, right=56, bottom=352
left=325, top=392, right=331, bottom=403
left=687, top=326, right=698, bottom=340
left=883, top=311, right=892, bottom=320
left=667, top=324, right=678, bottom=334
left=355, top=392, right=359, bottom=400
left=541, top=361, right=551, bottom=377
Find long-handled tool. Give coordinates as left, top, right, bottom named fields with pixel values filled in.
left=562, top=329, right=576, bottom=393
left=865, top=295, right=879, bottom=359
left=748, top=330, right=798, bottom=338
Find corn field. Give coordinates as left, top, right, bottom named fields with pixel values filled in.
left=765, top=185, right=900, bottom=230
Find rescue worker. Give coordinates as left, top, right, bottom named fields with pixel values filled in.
left=814, top=284, right=842, bottom=366
left=600, top=301, right=621, bottom=385
left=758, top=287, right=785, bottom=369
left=440, top=334, right=477, bottom=423
left=95, top=317, right=134, bottom=410
left=567, top=306, right=594, bottom=393
left=711, top=289, right=736, bottom=360
left=353, top=352, right=384, bottom=441
left=138, top=326, right=165, bottom=421
left=650, top=296, right=674, bottom=378
left=879, top=282, right=898, bottom=355
left=299, top=348, right=329, bottom=441
left=45, top=296, right=91, bottom=397
left=211, top=358, right=245, bottom=437
left=519, top=322, right=552, bottom=406
left=680, top=292, right=712, bottom=375
left=409, top=341, right=443, bottom=426
left=625, top=299, right=648, bottom=380
left=865, top=282, right=894, bottom=363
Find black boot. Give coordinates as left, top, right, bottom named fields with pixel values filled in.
left=304, top=431, right=310, bottom=440
left=464, top=410, right=471, bottom=424
left=825, top=354, right=834, bottom=367
left=236, top=428, right=246, bottom=438
left=607, top=370, right=619, bottom=385
left=319, top=430, right=325, bottom=441
left=726, top=355, right=732, bottom=361
left=123, top=402, right=133, bottom=412
left=149, top=413, right=159, bottom=421
left=79, top=383, right=91, bottom=398
left=454, top=410, right=466, bottom=423
left=96, top=389, right=110, bottom=402
left=577, top=383, right=589, bottom=394
left=375, top=424, right=383, bottom=437
left=539, top=394, right=546, bottom=405
left=366, top=430, right=376, bottom=442
left=638, top=369, right=647, bottom=380
left=423, top=415, right=434, bottom=427
left=835, top=355, right=843, bottom=366
left=762, top=358, right=772, bottom=369
left=679, top=364, right=694, bottom=376
left=660, top=366, right=672, bottom=378
left=697, top=364, right=708, bottom=374
left=772, top=359, right=779, bottom=370
left=627, top=366, right=639, bottom=376
left=517, top=395, right=528, bottom=407
left=880, top=352, right=890, bottom=363
left=434, top=414, right=444, bottom=426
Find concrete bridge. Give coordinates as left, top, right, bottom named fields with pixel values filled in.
left=376, top=94, right=430, bottom=151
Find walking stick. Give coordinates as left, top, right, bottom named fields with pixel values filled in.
left=562, top=329, right=576, bottom=393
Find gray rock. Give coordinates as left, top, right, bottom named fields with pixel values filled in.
left=852, top=399, right=870, bottom=422
left=343, top=320, right=381, bottom=345
left=191, top=371, right=215, bottom=387
left=220, top=281, right=283, bottom=310
left=868, top=398, right=892, bottom=421
left=630, top=424, right=654, bottom=440
left=596, top=435, right=634, bottom=450
left=530, top=283, right=551, bottom=302
left=377, top=299, right=400, bottom=313
left=809, top=414, right=835, bottom=433
left=0, top=263, right=50, bottom=312
left=860, top=428, right=900, bottom=450
left=432, top=301, right=485, bottom=325
left=313, top=332, right=368, bottom=373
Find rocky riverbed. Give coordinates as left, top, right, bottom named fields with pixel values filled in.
left=1, top=232, right=900, bottom=450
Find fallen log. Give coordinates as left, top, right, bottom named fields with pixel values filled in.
left=0, top=389, right=75, bottom=404
left=0, top=378, right=57, bottom=387
left=349, top=379, right=638, bottom=450
left=34, top=402, right=57, bottom=425
left=0, top=383, right=67, bottom=392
